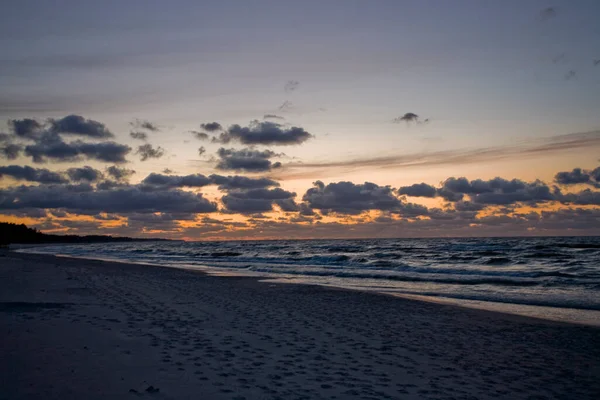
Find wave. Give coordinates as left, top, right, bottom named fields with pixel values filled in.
left=17, top=236, right=600, bottom=313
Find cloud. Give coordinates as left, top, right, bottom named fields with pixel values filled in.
left=303, top=181, right=403, bottom=215
left=49, top=115, right=114, bottom=138
left=191, top=131, right=209, bottom=141
left=0, top=143, right=22, bottom=160
left=198, top=146, right=206, bottom=156
left=67, top=166, right=103, bottom=182
left=468, top=180, right=555, bottom=205
left=263, top=114, right=285, bottom=120
left=0, top=165, right=68, bottom=184
left=215, top=147, right=283, bottom=172
left=0, top=184, right=218, bottom=214
left=437, top=177, right=556, bottom=205
left=393, top=112, right=419, bottom=123
left=141, top=173, right=212, bottom=189
left=555, top=167, right=590, bottom=185
left=278, top=101, right=293, bottom=112
left=24, top=133, right=131, bottom=163
left=162, top=168, right=174, bottom=174
left=8, top=118, right=44, bottom=139
left=212, top=120, right=313, bottom=146
left=136, top=144, right=165, bottom=161
left=221, top=188, right=296, bottom=214
left=398, top=183, right=437, bottom=198
left=209, top=174, right=280, bottom=190
left=284, top=80, right=299, bottom=93
left=559, top=189, right=600, bottom=206
left=200, top=122, right=223, bottom=132
left=106, top=166, right=135, bottom=181
left=130, top=131, right=148, bottom=141
left=131, top=119, right=160, bottom=132
left=273, top=130, right=600, bottom=179
left=555, top=167, right=599, bottom=186
left=539, top=7, right=556, bottom=21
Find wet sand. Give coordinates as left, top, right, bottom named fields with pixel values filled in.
left=1, top=250, right=599, bottom=399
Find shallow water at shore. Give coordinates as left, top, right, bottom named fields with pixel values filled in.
left=18, top=236, right=600, bottom=325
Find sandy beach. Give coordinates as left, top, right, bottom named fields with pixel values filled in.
left=1, top=250, right=599, bottom=400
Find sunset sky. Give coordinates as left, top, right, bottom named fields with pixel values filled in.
left=1, top=0, right=599, bottom=239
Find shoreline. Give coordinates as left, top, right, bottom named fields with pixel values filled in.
left=13, top=246, right=600, bottom=327
left=2, top=250, right=599, bottom=399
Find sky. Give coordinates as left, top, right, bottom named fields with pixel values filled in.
left=1, top=0, right=599, bottom=240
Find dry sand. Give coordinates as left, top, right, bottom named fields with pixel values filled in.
left=1, top=250, right=599, bottom=400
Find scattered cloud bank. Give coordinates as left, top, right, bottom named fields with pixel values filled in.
left=0, top=113, right=598, bottom=238
left=0, top=161, right=598, bottom=238
left=4, top=115, right=130, bottom=163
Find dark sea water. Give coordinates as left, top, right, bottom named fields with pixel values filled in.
left=21, top=236, right=600, bottom=325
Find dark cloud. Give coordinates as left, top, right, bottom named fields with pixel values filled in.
left=215, top=147, right=282, bottom=172
left=8, top=118, right=44, bottom=139
left=278, top=101, right=293, bottom=112
left=594, top=60, right=600, bottom=67
left=0, top=165, right=68, bottom=184
left=592, top=167, right=600, bottom=182
left=274, top=198, right=301, bottom=212
left=136, top=143, right=165, bottom=161
left=284, top=80, right=299, bottom=93
left=24, top=134, right=131, bottom=163
left=539, top=7, right=556, bottom=21
left=560, top=189, right=600, bottom=206
left=130, top=131, right=148, bottom=141
left=191, top=131, right=209, bottom=141
left=438, top=177, right=556, bottom=205
left=398, top=183, right=437, bottom=198
left=106, top=166, right=135, bottom=181
left=393, top=112, right=420, bottom=124
left=469, top=181, right=555, bottom=205
left=263, top=114, right=285, bottom=120
left=0, top=184, right=217, bottom=214
left=209, top=174, right=279, bottom=190
left=555, top=167, right=591, bottom=185
left=303, top=181, right=402, bottom=214
left=141, top=173, right=212, bottom=189
left=454, top=201, right=486, bottom=212
left=67, top=166, right=103, bottom=182
left=212, top=120, right=313, bottom=146
left=221, top=188, right=296, bottom=214
left=1, top=143, right=22, bottom=160
left=198, top=146, right=206, bottom=156
left=200, top=122, right=223, bottom=132
left=131, top=119, right=160, bottom=132
left=49, top=114, right=114, bottom=138
left=162, top=168, right=174, bottom=174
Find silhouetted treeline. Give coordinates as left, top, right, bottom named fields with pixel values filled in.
left=0, top=222, right=169, bottom=246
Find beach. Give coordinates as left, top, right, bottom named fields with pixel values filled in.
left=1, top=250, right=599, bottom=400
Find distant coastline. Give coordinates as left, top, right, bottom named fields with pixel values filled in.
left=0, top=222, right=170, bottom=246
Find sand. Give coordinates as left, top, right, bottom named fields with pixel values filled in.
left=1, top=250, right=599, bottom=400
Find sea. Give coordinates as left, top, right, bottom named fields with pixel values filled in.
left=19, top=236, right=600, bottom=326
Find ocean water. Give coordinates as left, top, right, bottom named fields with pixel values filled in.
left=20, top=237, right=600, bottom=325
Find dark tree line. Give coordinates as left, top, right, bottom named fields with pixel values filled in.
left=0, top=222, right=168, bottom=246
